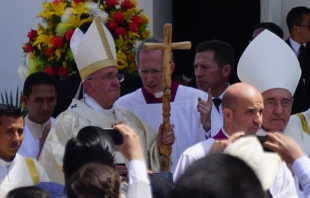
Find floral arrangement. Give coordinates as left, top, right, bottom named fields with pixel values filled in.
left=19, top=0, right=150, bottom=80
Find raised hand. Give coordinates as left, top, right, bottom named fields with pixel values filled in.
left=197, top=88, right=213, bottom=131
left=264, top=132, right=304, bottom=166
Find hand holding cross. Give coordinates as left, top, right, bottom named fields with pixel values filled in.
left=143, top=23, right=191, bottom=171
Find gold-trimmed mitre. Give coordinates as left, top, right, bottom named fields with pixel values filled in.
left=70, top=18, right=117, bottom=80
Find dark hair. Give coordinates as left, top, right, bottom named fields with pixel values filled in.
left=195, top=40, right=235, bottom=71
left=286, top=6, right=310, bottom=34
left=171, top=153, right=265, bottom=198
left=6, top=186, right=52, bottom=198
left=254, top=22, right=283, bottom=39
left=23, top=72, right=56, bottom=98
left=135, top=36, right=174, bottom=67
left=63, top=126, right=115, bottom=185
left=0, top=104, right=22, bottom=124
left=66, top=162, right=120, bottom=198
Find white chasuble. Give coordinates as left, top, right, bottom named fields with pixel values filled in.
left=115, top=84, right=207, bottom=172
left=39, top=97, right=160, bottom=184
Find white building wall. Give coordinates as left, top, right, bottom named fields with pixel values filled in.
left=261, top=0, right=310, bottom=39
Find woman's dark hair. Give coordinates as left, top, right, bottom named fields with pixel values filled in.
left=6, top=186, right=52, bottom=198
left=66, top=162, right=120, bottom=198
left=63, top=126, right=116, bottom=185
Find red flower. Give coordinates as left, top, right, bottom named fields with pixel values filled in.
left=73, top=0, right=82, bottom=3
left=121, top=0, right=132, bottom=9
left=132, top=15, right=141, bottom=26
left=51, top=36, right=63, bottom=48
left=107, top=21, right=118, bottom=31
left=27, top=29, right=37, bottom=42
left=45, top=48, right=54, bottom=57
left=115, top=27, right=126, bottom=37
left=58, top=66, right=69, bottom=78
left=53, top=0, right=61, bottom=4
left=129, top=22, right=138, bottom=33
left=44, top=66, right=56, bottom=77
left=106, top=0, right=117, bottom=8
left=23, top=43, right=33, bottom=53
left=113, top=11, right=124, bottom=23
left=65, top=30, right=74, bottom=41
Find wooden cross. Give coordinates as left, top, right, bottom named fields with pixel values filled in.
left=143, top=23, right=191, bottom=171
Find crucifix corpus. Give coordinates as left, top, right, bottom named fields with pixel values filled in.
left=143, top=23, right=191, bottom=171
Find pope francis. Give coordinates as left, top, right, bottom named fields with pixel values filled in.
left=39, top=18, right=174, bottom=184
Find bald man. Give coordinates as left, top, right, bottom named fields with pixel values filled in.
left=173, top=82, right=263, bottom=181
left=173, top=83, right=298, bottom=197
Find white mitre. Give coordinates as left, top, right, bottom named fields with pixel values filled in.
left=224, top=136, right=281, bottom=190
left=70, top=17, right=117, bottom=81
left=237, top=30, right=301, bottom=95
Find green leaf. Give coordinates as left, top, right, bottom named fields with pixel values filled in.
left=10, top=90, right=13, bottom=106
left=5, top=90, right=8, bottom=104
left=0, top=93, right=4, bottom=103
left=15, top=86, right=19, bottom=107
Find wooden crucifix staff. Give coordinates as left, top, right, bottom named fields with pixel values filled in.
left=143, top=23, right=191, bottom=171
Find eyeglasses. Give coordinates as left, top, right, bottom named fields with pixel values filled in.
left=88, top=73, right=124, bottom=82
left=298, top=25, right=310, bottom=30
left=264, top=100, right=292, bottom=108
left=139, top=69, right=163, bottom=75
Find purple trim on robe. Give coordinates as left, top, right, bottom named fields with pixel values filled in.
left=212, top=129, right=228, bottom=140
left=141, top=81, right=179, bottom=104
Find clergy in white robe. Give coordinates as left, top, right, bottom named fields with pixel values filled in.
left=0, top=154, right=49, bottom=197
left=174, top=83, right=298, bottom=197
left=18, top=116, right=55, bottom=159
left=174, top=128, right=298, bottom=197
left=40, top=96, right=160, bottom=184
left=18, top=72, right=58, bottom=160
left=115, top=82, right=207, bottom=172
left=39, top=19, right=167, bottom=185
left=237, top=30, right=302, bottom=197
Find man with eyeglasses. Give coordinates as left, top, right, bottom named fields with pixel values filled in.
left=115, top=37, right=207, bottom=173
left=286, top=6, right=310, bottom=114
left=39, top=19, right=175, bottom=184
left=238, top=29, right=302, bottom=198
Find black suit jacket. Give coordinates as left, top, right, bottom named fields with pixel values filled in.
left=286, top=39, right=310, bottom=114
left=52, top=71, right=142, bottom=117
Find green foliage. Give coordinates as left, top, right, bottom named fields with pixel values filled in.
left=0, top=86, right=27, bottom=117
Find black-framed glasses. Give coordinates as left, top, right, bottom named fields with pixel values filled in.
left=298, top=25, right=310, bottom=30
left=88, top=73, right=124, bottom=82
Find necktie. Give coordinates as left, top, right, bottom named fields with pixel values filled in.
left=298, top=45, right=306, bottom=71
left=212, top=98, right=222, bottom=112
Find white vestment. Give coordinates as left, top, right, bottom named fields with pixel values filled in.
left=115, top=85, right=207, bottom=172
left=39, top=97, right=160, bottom=184
left=173, top=130, right=298, bottom=197
left=0, top=154, right=49, bottom=197
left=284, top=109, right=310, bottom=156
left=18, top=116, right=55, bottom=159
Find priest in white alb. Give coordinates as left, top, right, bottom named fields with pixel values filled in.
left=237, top=30, right=310, bottom=156
left=115, top=37, right=207, bottom=172
left=39, top=19, right=175, bottom=184
left=0, top=104, right=49, bottom=197
left=237, top=30, right=305, bottom=197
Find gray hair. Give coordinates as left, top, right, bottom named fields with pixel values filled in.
left=135, top=36, right=174, bottom=68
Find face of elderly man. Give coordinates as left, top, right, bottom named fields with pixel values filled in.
left=261, top=88, right=293, bottom=132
